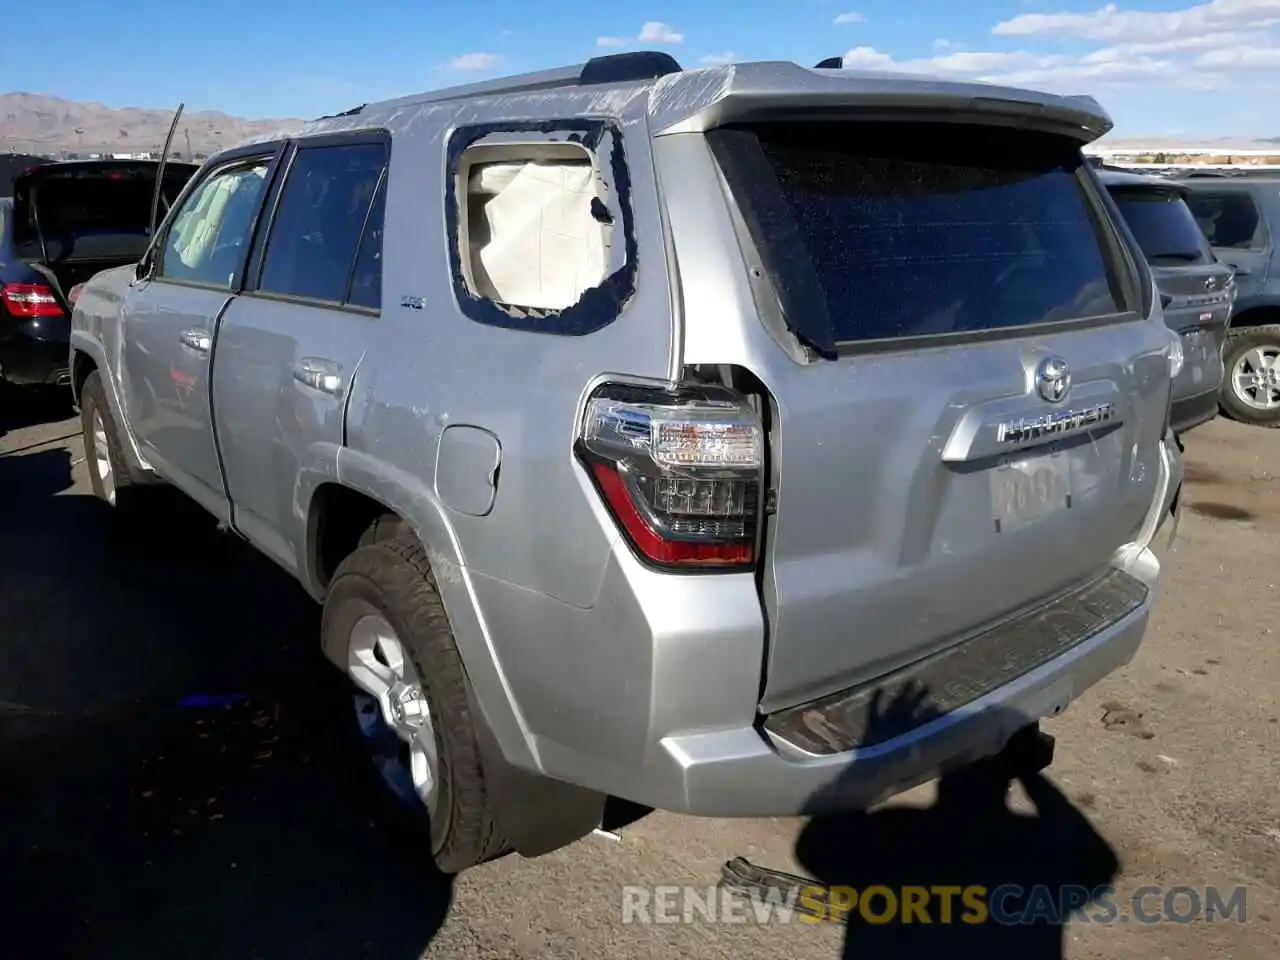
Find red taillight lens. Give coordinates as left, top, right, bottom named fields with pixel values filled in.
left=1, top=282, right=64, bottom=318
left=576, top=383, right=764, bottom=570
left=68, top=283, right=86, bottom=305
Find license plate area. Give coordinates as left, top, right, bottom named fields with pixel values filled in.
left=990, top=448, right=1072, bottom=533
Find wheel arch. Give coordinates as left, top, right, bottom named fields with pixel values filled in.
left=1228, top=303, right=1280, bottom=330
left=312, top=453, right=540, bottom=772
left=310, top=459, right=606, bottom=858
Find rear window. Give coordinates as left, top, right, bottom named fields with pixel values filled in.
left=707, top=122, right=1127, bottom=351
left=256, top=140, right=387, bottom=306
left=1108, top=188, right=1214, bottom=266
left=1183, top=191, right=1264, bottom=250
left=13, top=166, right=194, bottom=260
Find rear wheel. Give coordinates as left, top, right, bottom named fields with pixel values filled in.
left=322, top=533, right=508, bottom=874
left=1220, top=325, right=1280, bottom=427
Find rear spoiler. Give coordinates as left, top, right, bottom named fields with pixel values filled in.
left=650, top=61, right=1113, bottom=143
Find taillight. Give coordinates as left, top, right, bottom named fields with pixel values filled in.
left=68, top=283, right=86, bottom=305
left=1, top=282, right=64, bottom=318
left=576, top=382, right=765, bottom=570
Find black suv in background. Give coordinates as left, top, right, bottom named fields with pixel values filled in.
left=1177, top=174, right=1280, bottom=427
left=1, top=159, right=196, bottom=394
left=1097, top=168, right=1235, bottom=434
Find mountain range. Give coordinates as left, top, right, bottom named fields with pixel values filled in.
left=2, top=90, right=1276, bottom=159
left=0, top=92, right=303, bottom=159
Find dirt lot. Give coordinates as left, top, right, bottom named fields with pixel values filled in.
left=0, top=397, right=1277, bottom=960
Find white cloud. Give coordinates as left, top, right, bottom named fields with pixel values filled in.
left=638, top=21, right=684, bottom=44
left=834, top=11, right=866, bottom=24
left=1198, top=43, right=1280, bottom=67
left=444, top=52, right=503, bottom=72
left=993, top=0, right=1280, bottom=42
left=832, top=2, right=1280, bottom=135
left=596, top=36, right=628, bottom=47
left=701, top=51, right=737, bottom=65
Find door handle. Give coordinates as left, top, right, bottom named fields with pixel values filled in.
left=179, top=328, right=212, bottom=353
left=293, top=357, right=344, bottom=395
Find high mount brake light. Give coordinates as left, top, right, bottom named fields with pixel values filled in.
left=577, top=383, right=765, bottom=570
left=1, top=282, right=63, bottom=319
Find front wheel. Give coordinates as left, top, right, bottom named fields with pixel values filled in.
left=1220, top=325, right=1280, bottom=427
left=322, top=535, right=508, bottom=874
left=78, top=370, right=147, bottom=512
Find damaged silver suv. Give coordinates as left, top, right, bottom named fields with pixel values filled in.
left=69, top=52, right=1184, bottom=873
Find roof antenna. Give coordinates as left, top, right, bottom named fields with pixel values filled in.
left=149, top=101, right=184, bottom=241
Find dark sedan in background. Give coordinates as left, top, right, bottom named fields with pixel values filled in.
left=1, top=159, right=197, bottom=395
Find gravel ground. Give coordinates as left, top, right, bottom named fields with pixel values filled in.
left=1, top=394, right=1277, bottom=960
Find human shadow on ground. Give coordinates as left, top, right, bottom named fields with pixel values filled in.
left=793, top=684, right=1120, bottom=960
left=0, top=441, right=453, bottom=959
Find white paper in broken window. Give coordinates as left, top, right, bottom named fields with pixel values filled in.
left=470, top=161, right=609, bottom=311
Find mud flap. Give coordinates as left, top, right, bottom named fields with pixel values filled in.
left=466, top=682, right=607, bottom=859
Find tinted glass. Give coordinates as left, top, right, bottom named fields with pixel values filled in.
left=1184, top=191, right=1263, bottom=250
left=160, top=160, right=271, bottom=288
left=347, top=175, right=385, bottom=309
left=717, top=122, right=1123, bottom=344
left=1110, top=189, right=1214, bottom=265
left=258, top=142, right=386, bottom=302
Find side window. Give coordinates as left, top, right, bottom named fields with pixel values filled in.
left=347, top=174, right=386, bottom=310
left=257, top=141, right=387, bottom=304
left=1184, top=191, right=1264, bottom=250
left=447, top=121, right=636, bottom=335
left=160, top=158, right=271, bottom=288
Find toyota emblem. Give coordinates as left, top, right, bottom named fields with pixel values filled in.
left=1035, top=356, right=1071, bottom=404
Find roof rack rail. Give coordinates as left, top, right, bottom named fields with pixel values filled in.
left=814, top=57, right=844, bottom=69
left=580, top=51, right=682, bottom=85
left=314, top=103, right=367, bottom=120
left=361, top=51, right=682, bottom=114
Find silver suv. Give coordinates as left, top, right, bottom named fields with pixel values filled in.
left=69, top=53, right=1184, bottom=873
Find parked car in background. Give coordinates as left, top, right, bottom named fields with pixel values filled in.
left=1096, top=168, right=1234, bottom=435
left=70, top=54, right=1183, bottom=875
left=1178, top=174, right=1280, bottom=427
left=1, top=159, right=196, bottom=394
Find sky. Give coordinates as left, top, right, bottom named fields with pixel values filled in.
left=6, top=0, right=1279, bottom=139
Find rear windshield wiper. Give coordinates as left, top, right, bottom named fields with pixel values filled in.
left=1147, top=251, right=1203, bottom=263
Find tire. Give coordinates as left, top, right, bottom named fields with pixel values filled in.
left=322, top=534, right=508, bottom=874
left=1219, top=325, right=1280, bottom=427
left=79, top=369, right=149, bottom=514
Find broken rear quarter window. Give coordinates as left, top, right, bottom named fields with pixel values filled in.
left=445, top=121, right=637, bottom=336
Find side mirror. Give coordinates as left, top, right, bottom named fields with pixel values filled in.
left=133, top=256, right=153, bottom=285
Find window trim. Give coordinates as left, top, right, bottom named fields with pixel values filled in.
left=343, top=167, right=387, bottom=311
left=150, top=142, right=287, bottom=293
left=444, top=119, right=638, bottom=337
left=1184, top=187, right=1271, bottom=253
left=705, top=122, right=1145, bottom=360
left=240, top=128, right=391, bottom=316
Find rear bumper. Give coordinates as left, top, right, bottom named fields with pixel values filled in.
left=1170, top=388, right=1220, bottom=435
left=0, top=314, right=71, bottom=386
left=550, top=435, right=1183, bottom=818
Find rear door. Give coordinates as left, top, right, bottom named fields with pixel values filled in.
left=697, top=119, right=1171, bottom=711
left=212, top=133, right=387, bottom=575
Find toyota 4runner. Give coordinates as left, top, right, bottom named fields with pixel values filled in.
left=69, top=53, right=1184, bottom=873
